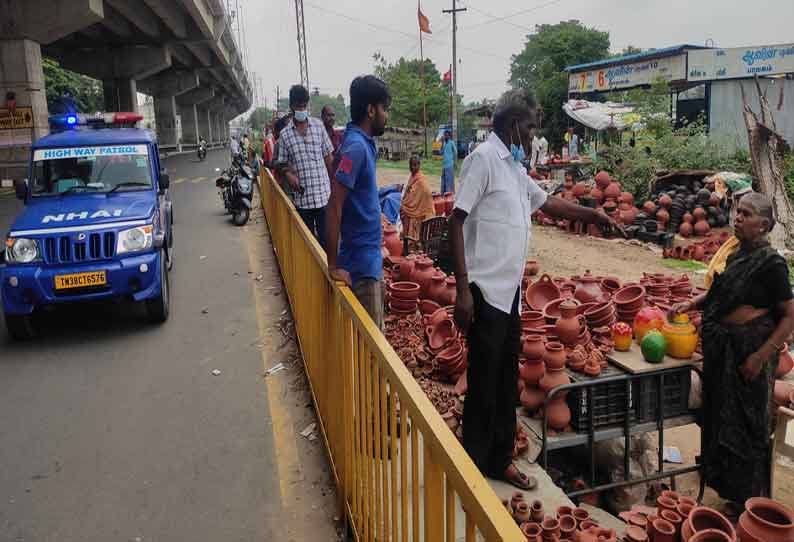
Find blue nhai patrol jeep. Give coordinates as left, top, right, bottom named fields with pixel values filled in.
left=1, top=112, right=174, bottom=340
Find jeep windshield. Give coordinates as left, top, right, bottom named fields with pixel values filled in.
left=30, top=144, right=153, bottom=197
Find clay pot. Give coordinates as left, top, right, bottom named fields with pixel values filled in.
left=573, top=181, right=588, bottom=198
left=526, top=274, right=561, bottom=311
left=683, top=212, right=694, bottom=224
left=626, top=525, right=649, bottom=542
left=677, top=502, right=695, bottom=520
left=584, top=359, right=602, bottom=376
left=620, top=191, right=635, bottom=205
left=419, top=299, right=441, bottom=316
left=522, top=335, right=547, bottom=362
left=661, top=509, right=684, bottom=536
left=546, top=396, right=571, bottom=430
left=777, top=345, right=794, bottom=378
left=520, top=386, right=545, bottom=412
left=690, top=530, right=733, bottom=542
left=412, top=258, right=435, bottom=297
left=525, top=260, right=540, bottom=276
left=521, top=522, right=542, bottom=540
left=427, top=318, right=456, bottom=351
left=543, top=342, right=567, bottom=370
left=540, top=367, right=570, bottom=398
left=643, top=200, right=657, bottom=215
left=659, top=194, right=673, bottom=208
left=541, top=517, right=560, bottom=540
left=443, top=192, right=454, bottom=215
left=438, top=276, right=457, bottom=306
left=426, top=272, right=447, bottom=304
left=737, top=497, right=794, bottom=542
left=653, top=518, right=677, bottom=542
left=392, top=259, right=415, bottom=281
left=591, top=187, right=604, bottom=203
left=657, top=208, right=670, bottom=224
left=573, top=507, right=590, bottom=524
left=682, top=507, right=736, bottom=542
left=556, top=505, right=573, bottom=519
left=530, top=500, right=544, bottom=523
left=694, top=219, right=710, bottom=236
left=595, top=170, right=611, bottom=189
left=510, top=491, right=525, bottom=511
left=680, top=222, right=694, bottom=237
left=614, top=284, right=646, bottom=310
left=555, top=300, right=582, bottom=346
left=514, top=501, right=531, bottom=523
left=433, top=194, right=445, bottom=216
left=390, top=281, right=421, bottom=301
left=383, top=225, right=402, bottom=257
left=693, top=207, right=707, bottom=221
left=604, top=181, right=622, bottom=200
left=601, top=277, right=622, bottom=293
left=575, top=271, right=604, bottom=304
left=558, top=514, right=577, bottom=538
left=774, top=381, right=793, bottom=406
left=658, top=496, right=678, bottom=515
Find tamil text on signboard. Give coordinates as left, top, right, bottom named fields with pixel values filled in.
left=688, top=44, right=794, bottom=82
left=0, top=107, right=34, bottom=148
left=569, top=55, right=687, bottom=93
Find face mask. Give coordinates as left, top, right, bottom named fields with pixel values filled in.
left=510, top=122, right=526, bottom=162
left=293, top=110, right=308, bottom=123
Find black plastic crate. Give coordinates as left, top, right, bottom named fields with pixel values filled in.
left=634, top=367, right=692, bottom=424
left=566, top=364, right=635, bottom=432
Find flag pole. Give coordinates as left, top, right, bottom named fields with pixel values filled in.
left=419, top=2, right=428, bottom=159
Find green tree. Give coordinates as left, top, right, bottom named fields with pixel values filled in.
left=42, top=58, right=104, bottom=113
left=245, top=107, right=275, bottom=131
left=625, top=76, right=673, bottom=139
left=373, top=53, right=450, bottom=129
left=509, top=21, right=610, bottom=149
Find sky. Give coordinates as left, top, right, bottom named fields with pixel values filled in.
left=234, top=0, right=794, bottom=110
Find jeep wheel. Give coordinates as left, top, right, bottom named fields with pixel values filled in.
left=5, top=314, right=34, bottom=340
left=146, top=250, right=170, bottom=323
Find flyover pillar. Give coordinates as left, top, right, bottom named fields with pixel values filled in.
left=197, top=106, right=212, bottom=144
left=179, top=103, right=198, bottom=145
left=103, top=78, right=138, bottom=113
left=153, top=95, right=178, bottom=149
left=0, top=39, right=49, bottom=183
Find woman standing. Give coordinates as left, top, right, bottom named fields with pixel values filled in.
left=400, top=155, right=436, bottom=240
left=672, top=193, right=794, bottom=506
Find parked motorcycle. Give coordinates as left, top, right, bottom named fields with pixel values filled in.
left=215, top=153, right=253, bottom=226
left=197, top=141, right=207, bottom=161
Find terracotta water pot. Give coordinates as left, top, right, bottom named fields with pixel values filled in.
left=541, top=517, right=560, bottom=540
left=546, top=396, right=571, bottom=430
left=443, top=192, right=454, bottom=215
left=680, top=222, right=694, bottom=237
left=614, top=285, right=646, bottom=310
left=573, top=507, right=590, bottom=524
left=575, top=271, right=604, bottom=303
left=658, top=496, right=678, bottom=515
left=556, top=505, right=573, bottom=519
left=520, top=356, right=546, bottom=385
left=540, top=367, right=570, bottom=396
left=510, top=491, right=525, bottom=511
left=659, top=194, right=673, bottom=208
left=643, top=200, right=657, bottom=215
left=595, top=170, right=611, bottom=189
left=605, top=181, right=622, bottom=200
left=661, top=509, right=684, bottom=535
left=693, top=207, right=707, bottom=221
left=393, top=259, right=415, bottom=281
left=559, top=514, right=577, bottom=538
left=555, top=300, right=581, bottom=346
left=522, top=335, right=547, bottom=361
left=694, top=220, right=711, bottom=236
left=737, top=497, right=794, bottom=542
left=427, top=318, right=456, bottom=351
left=383, top=225, right=402, bottom=257
left=601, top=277, right=622, bottom=293
left=520, top=386, right=545, bottom=412
left=419, top=299, right=441, bottom=316
left=427, top=272, right=447, bottom=304
left=657, top=208, right=670, bottom=224
left=433, top=194, right=444, bottom=216
left=682, top=506, right=736, bottom=542
left=521, top=311, right=546, bottom=330
left=389, top=281, right=421, bottom=301
left=591, top=187, right=604, bottom=203
left=543, top=342, right=567, bottom=370
left=626, top=525, right=649, bottom=542
left=412, top=258, right=435, bottom=297
left=521, top=522, right=542, bottom=540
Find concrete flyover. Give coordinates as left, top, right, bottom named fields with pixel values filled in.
left=0, top=0, right=253, bottom=182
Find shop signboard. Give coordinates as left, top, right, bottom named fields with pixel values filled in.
left=568, top=54, right=686, bottom=93
left=688, top=44, right=794, bottom=81
left=0, top=106, right=34, bottom=148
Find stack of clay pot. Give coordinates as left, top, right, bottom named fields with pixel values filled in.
left=426, top=270, right=457, bottom=307
left=538, top=340, right=572, bottom=432
left=432, top=193, right=445, bottom=216
left=387, top=281, right=420, bottom=316
left=425, top=310, right=467, bottom=381
left=518, top=334, right=546, bottom=415
left=613, top=284, right=646, bottom=324
left=665, top=231, right=732, bottom=263
left=505, top=496, right=612, bottom=542
left=736, top=496, right=794, bottom=542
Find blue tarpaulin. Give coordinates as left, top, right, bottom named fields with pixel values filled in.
left=379, top=184, right=403, bottom=224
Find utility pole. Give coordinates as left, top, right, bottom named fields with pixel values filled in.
left=442, top=0, right=465, bottom=141
left=294, top=0, right=309, bottom=89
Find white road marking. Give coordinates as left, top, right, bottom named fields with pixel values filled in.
left=174, top=178, right=187, bottom=184
left=191, top=177, right=207, bottom=184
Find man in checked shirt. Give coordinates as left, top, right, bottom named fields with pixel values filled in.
left=278, top=85, right=335, bottom=248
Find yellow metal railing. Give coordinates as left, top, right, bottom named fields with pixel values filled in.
left=259, top=169, right=524, bottom=542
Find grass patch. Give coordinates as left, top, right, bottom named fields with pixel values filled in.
left=661, top=259, right=708, bottom=272
left=377, top=158, right=460, bottom=178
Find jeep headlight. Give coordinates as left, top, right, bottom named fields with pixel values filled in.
left=5, top=238, right=40, bottom=263
left=116, top=225, right=153, bottom=254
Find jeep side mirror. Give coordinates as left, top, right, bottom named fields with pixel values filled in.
left=13, top=178, right=27, bottom=200
left=159, top=173, right=170, bottom=192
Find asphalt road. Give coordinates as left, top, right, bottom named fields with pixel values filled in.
left=0, top=150, right=292, bottom=540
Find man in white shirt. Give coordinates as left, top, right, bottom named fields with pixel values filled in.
left=449, top=89, right=620, bottom=489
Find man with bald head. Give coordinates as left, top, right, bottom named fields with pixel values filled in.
left=322, top=105, right=343, bottom=155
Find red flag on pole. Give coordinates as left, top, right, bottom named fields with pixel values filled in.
left=443, top=68, right=452, bottom=83
left=418, top=2, right=432, bottom=34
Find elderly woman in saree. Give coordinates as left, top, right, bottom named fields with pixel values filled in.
left=400, top=155, right=436, bottom=241
left=672, top=193, right=794, bottom=508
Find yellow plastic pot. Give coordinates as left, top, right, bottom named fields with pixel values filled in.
left=662, top=313, right=699, bottom=359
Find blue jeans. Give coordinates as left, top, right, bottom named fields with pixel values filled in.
left=441, top=167, right=455, bottom=194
